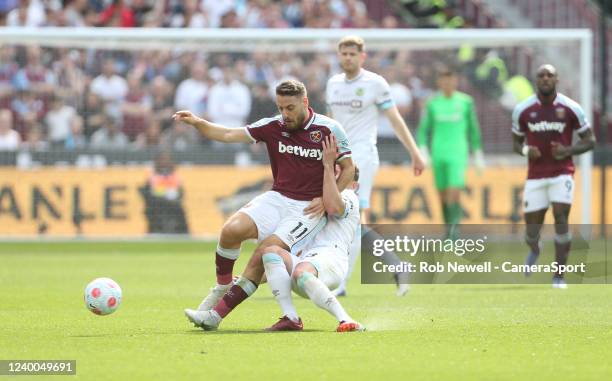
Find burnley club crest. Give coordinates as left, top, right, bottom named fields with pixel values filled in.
left=310, top=130, right=322, bottom=143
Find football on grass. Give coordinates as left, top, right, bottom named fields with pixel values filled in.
left=84, top=278, right=122, bottom=315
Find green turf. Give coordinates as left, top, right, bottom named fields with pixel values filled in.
left=1, top=242, right=611, bottom=381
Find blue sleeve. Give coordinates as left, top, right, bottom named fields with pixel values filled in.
left=328, top=122, right=352, bottom=162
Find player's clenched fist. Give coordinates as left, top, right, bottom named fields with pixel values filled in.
left=172, top=110, right=201, bottom=126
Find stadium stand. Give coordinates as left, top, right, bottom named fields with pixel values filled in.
left=0, top=0, right=608, bottom=167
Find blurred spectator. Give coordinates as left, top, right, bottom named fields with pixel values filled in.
left=52, top=49, right=87, bottom=102
left=21, top=124, right=48, bottom=151
left=0, top=0, right=18, bottom=14
left=500, top=74, right=534, bottom=111
left=131, top=0, right=160, bottom=27
left=201, top=0, right=235, bottom=28
left=82, top=91, right=106, bottom=138
left=248, top=82, right=277, bottom=123
left=97, top=0, right=136, bottom=27
left=219, top=8, right=240, bottom=28
left=243, top=0, right=266, bottom=28
left=474, top=50, right=508, bottom=99
left=11, top=89, right=45, bottom=137
left=90, top=114, right=129, bottom=150
left=149, top=75, right=175, bottom=130
left=6, top=0, right=46, bottom=27
left=62, top=0, right=88, bottom=27
left=0, top=109, right=20, bottom=151
left=168, top=0, right=208, bottom=28
left=339, top=0, right=368, bottom=28
left=64, top=114, right=87, bottom=150
left=381, top=15, right=400, bottom=28
left=161, top=121, right=200, bottom=151
left=121, top=73, right=152, bottom=140
left=0, top=46, right=18, bottom=104
left=207, top=66, right=251, bottom=127
left=45, top=94, right=76, bottom=147
left=281, top=0, right=303, bottom=27
left=174, top=61, right=208, bottom=116
left=13, top=46, right=56, bottom=95
left=259, top=2, right=289, bottom=28
left=245, top=51, right=273, bottom=85
left=133, top=119, right=162, bottom=150
left=140, top=151, right=189, bottom=234
left=303, top=75, right=326, bottom=114
left=90, top=58, right=128, bottom=117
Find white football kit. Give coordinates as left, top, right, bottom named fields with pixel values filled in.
left=326, top=69, right=394, bottom=209
left=290, top=189, right=361, bottom=296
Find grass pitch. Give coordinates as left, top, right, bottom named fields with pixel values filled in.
left=1, top=241, right=611, bottom=380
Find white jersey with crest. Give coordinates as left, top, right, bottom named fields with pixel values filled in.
left=302, top=189, right=360, bottom=255
left=326, top=69, right=394, bottom=148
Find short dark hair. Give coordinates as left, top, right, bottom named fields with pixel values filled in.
left=437, top=67, right=456, bottom=77
left=275, top=80, right=307, bottom=97
left=354, top=166, right=360, bottom=182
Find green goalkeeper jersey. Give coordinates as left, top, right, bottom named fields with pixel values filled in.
left=417, top=91, right=482, bottom=161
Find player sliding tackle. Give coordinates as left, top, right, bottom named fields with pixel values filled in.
left=185, top=134, right=363, bottom=332
left=512, top=64, right=594, bottom=289
left=173, top=80, right=355, bottom=314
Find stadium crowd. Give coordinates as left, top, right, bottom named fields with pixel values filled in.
left=0, top=0, right=522, bottom=155
left=0, top=0, right=385, bottom=29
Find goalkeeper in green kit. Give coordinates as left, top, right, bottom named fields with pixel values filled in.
left=417, top=68, right=484, bottom=238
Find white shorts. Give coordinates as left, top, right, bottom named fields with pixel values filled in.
left=239, top=191, right=327, bottom=250
left=352, top=144, right=380, bottom=209
left=290, top=246, right=348, bottom=298
left=523, top=174, right=575, bottom=213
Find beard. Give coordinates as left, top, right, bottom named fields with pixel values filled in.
left=286, top=112, right=305, bottom=130
left=538, top=86, right=555, bottom=97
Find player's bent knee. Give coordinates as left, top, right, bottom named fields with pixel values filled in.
left=221, top=214, right=256, bottom=243
left=294, top=270, right=316, bottom=291
left=262, top=252, right=283, bottom=266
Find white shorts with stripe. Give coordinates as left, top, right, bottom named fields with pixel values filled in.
left=523, top=174, right=575, bottom=213
left=239, top=190, right=326, bottom=251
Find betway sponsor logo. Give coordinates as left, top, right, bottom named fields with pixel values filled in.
left=278, top=141, right=323, bottom=160
left=527, top=121, right=566, bottom=133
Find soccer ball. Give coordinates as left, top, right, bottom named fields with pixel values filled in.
left=84, top=278, right=122, bottom=316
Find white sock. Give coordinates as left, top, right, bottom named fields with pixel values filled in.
left=345, top=224, right=362, bottom=286
left=262, top=252, right=299, bottom=322
left=298, top=272, right=351, bottom=322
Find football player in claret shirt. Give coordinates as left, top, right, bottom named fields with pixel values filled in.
left=185, top=135, right=364, bottom=332
left=173, top=79, right=355, bottom=322
left=512, top=64, right=594, bottom=289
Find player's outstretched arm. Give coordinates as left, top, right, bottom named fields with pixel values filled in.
left=321, top=135, right=346, bottom=216
left=383, top=106, right=425, bottom=175
left=172, top=110, right=252, bottom=143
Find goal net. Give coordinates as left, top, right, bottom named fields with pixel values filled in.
left=0, top=28, right=594, bottom=238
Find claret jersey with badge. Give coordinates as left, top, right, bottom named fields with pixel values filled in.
left=512, top=93, right=590, bottom=179
left=245, top=108, right=352, bottom=201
